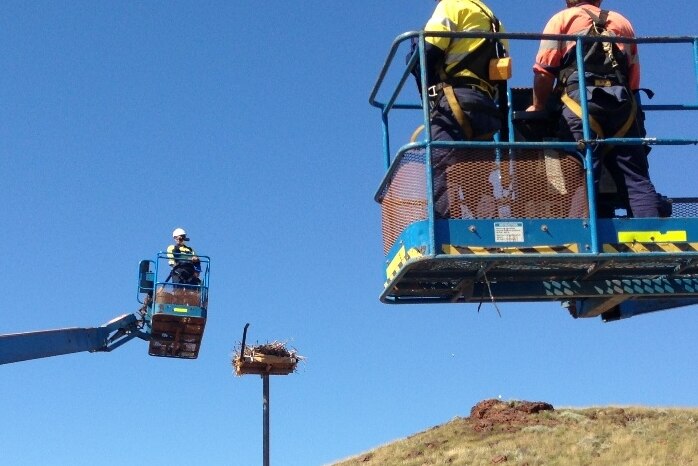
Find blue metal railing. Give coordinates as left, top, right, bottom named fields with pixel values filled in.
left=371, top=31, right=698, bottom=257
left=149, top=252, right=210, bottom=308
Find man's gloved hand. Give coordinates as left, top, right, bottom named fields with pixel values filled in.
left=657, top=194, right=672, bottom=218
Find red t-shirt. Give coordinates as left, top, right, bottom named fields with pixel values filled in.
left=533, top=4, right=640, bottom=90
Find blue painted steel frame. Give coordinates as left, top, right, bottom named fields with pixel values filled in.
left=0, top=314, right=145, bottom=365
left=0, top=253, right=212, bottom=364
left=143, top=252, right=210, bottom=320
left=371, top=31, right=698, bottom=318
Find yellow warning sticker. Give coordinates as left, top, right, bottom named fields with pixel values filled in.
left=173, top=307, right=189, bottom=313
left=385, top=245, right=423, bottom=280
left=617, top=230, right=687, bottom=243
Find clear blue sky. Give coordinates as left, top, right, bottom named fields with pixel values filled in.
left=1, top=1, right=697, bottom=465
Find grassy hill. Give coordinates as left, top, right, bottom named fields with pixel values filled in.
left=329, top=399, right=698, bottom=466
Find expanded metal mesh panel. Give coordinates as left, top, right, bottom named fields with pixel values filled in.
left=589, top=259, right=692, bottom=276
left=488, top=261, right=589, bottom=275
left=668, top=198, right=698, bottom=218
left=378, top=147, right=589, bottom=254
left=443, top=148, right=588, bottom=220
left=379, top=150, right=428, bottom=254
left=411, top=256, right=595, bottom=278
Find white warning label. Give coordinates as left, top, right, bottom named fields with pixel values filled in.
left=494, top=222, right=524, bottom=243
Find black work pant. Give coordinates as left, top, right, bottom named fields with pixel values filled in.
left=172, top=264, right=200, bottom=287
left=429, top=87, right=501, bottom=218
left=560, top=86, right=659, bottom=218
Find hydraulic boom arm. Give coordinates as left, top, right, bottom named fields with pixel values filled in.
left=0, top=313, right=148, bottom=365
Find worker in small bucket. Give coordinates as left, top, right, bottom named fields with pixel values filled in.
left=166, top=227, right=201, bottom=286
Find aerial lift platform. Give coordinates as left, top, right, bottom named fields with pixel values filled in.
left=0, top=252, right=210, bottom=364
left=370, top=31, right=698, bottom=321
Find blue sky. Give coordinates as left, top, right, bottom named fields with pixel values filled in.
left=1, top=1, right=697, bottom=465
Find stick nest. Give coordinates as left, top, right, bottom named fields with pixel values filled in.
left=232, top=341, right=304, bottom=376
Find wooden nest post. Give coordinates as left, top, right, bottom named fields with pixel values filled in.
left=232, top=323, right=301, bottom=466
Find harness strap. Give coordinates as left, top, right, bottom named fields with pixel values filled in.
left=436, top=0, right=504, bottom=97
left=443, top=84, right=495, bottom=141
left=561, top=91, right=638, bottom=154
left=611, top=95, right=638, bottom=141
left=582, top=8, right=609, bottom=32
left=430, top=82, right=502, bottom=116
left=444, top=52, right=497, bottom=97
left=584, top=8, right=629, bottom=87
left=558, top=9, right=628, bottom=90
left=565, top=78, right=618, bottom=94
left=561, top=92, right=605, bottom=138
left=431, top=78, right=495, bottom=100
left=410, top=125, right=425, bottom=143
left=444, top=84, right=474, bottom=139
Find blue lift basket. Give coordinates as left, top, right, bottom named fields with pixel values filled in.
left=138, top=252, right=210, bottom=358
left=370, top=31, right=698, bottom=321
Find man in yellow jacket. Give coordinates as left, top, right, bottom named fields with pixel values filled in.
left=412, top=0, right=509, bottom=218
left=167, top=227, right=201, bottom=286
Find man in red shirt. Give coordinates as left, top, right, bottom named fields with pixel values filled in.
left=527, top=0, right=660, bottom=218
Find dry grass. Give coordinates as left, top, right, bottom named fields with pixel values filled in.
left=328, top=404, right=698, bottom=466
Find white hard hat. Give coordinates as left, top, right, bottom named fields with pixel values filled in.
left=172, top=227, right=189, bottom=240
left=566, top=0, right=601, bottom=5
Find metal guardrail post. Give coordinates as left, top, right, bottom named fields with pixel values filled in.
left=575, top=37, right=600, bottom=254
left=263, top=373, right=270, bottom=466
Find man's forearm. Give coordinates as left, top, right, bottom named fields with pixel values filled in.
left=529, top=71, right=556, bottom=111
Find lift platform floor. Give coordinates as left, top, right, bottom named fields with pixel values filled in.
left=148, top=314, right=205, bottom=359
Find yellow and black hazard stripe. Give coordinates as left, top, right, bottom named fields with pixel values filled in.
left=603, top=242, right=698, bottom=254
left=385, top=245, right=424, bottom=286
left=442, top=244, right=579, bottom=255
left=617, top=230, right=687, bottom=243
left=604, top=228, right=696, bottom=253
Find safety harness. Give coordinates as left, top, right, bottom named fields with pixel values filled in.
left=168, top=244, right=200, bottom=284
left=558, top=8, right=637, bottom=142
left=428, top=0, right=507, bottom=140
